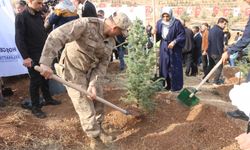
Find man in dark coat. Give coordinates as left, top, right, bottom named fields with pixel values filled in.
left=181, top=20, right=194, bottom=76
left=71, top=0, right=97, bottom=17
left=192, top=26, right=202, bottom=76
left=156, top=7, right=185, bottom=91
left=207, top=17, right=228, bottom=85
left=15, top=0, right=60, bottom=119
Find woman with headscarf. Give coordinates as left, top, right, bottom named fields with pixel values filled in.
left=155, top=7, right=186, bottom=92
left=44, top=0, right=78, bottom=32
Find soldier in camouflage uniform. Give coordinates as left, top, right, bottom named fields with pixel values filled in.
left=38, top=12, right=131, bottom=149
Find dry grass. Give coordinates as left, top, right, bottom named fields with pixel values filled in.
left=0, top=109, right=28, bottom=126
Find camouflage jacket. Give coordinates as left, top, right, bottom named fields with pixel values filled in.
left=40, top=17, right=115, bottom=84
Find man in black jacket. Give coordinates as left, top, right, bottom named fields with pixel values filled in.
left=15, top=0, right=60, bottom=119
left=191, top=26, right=202, bottom=76
left=71, top=0, right=97, bottom=17
left=207, top=17, right=228, bottom=85
left=181, top=20, right=194, bottom=76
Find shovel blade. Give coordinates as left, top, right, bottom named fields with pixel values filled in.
left=177, top=88, right=199, bottom=107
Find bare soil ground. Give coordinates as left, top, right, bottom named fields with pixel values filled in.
left=0, top=61, right=247, bottom=150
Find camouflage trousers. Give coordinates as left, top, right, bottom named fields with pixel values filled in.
left=57, top=49, right=104, bottom=138
left=66, top=79, right=104, bottom=138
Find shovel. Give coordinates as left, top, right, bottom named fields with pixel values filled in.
left=177, top=58, right=223, bottom=107
left=34, top=66, right=131, bottom=115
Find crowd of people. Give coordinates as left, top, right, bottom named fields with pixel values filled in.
left=6, top=0, right=130, bottom=149
left=146, top=4, right=250, bottom=149
left=0, top=0, right=250, bottom=149
left=146, top=10, right=248, bottom=94
left=150, top=7, right=232, bottom=92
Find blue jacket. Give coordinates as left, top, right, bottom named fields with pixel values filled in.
left=228, top=16, right=250, bottom=54
left=227, top=16, right=250, bottom=82
left=208, top=25, right=224, bottom=57
left=48, top=9, right=78, bottom=29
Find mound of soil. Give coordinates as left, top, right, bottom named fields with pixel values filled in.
left=104, top=91, right=242, bottom=150
left=0, top=61, right=245, bottom=149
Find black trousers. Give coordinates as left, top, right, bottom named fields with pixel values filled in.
left=191, top=61, right=198, bottom=75
left=207, top=55, right=223, bottom=83
left=28, top=62, right=52, bottom=108
left=183, top=52, right=193, bottom=75
left=191, top=50, right=200, bottom=75
left=201, top=54, right=209, bottom=77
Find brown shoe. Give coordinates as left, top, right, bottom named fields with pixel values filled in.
left=89, top=137, right=106, bottom=150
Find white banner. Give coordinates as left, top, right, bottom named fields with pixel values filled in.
left=0, top=0, right=28, bottom=77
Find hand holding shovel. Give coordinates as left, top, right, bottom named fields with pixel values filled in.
left=34, top=65, right=137, bottom=116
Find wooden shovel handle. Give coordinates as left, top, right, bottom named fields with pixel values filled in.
left=196, top=58, right=223, bottom=91
left=189, top=58, right=223, bottom=98
left=34, top=66, right=129, bottom=115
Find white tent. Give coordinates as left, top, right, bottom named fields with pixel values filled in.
left=0, top=0, right=27, bottom=77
